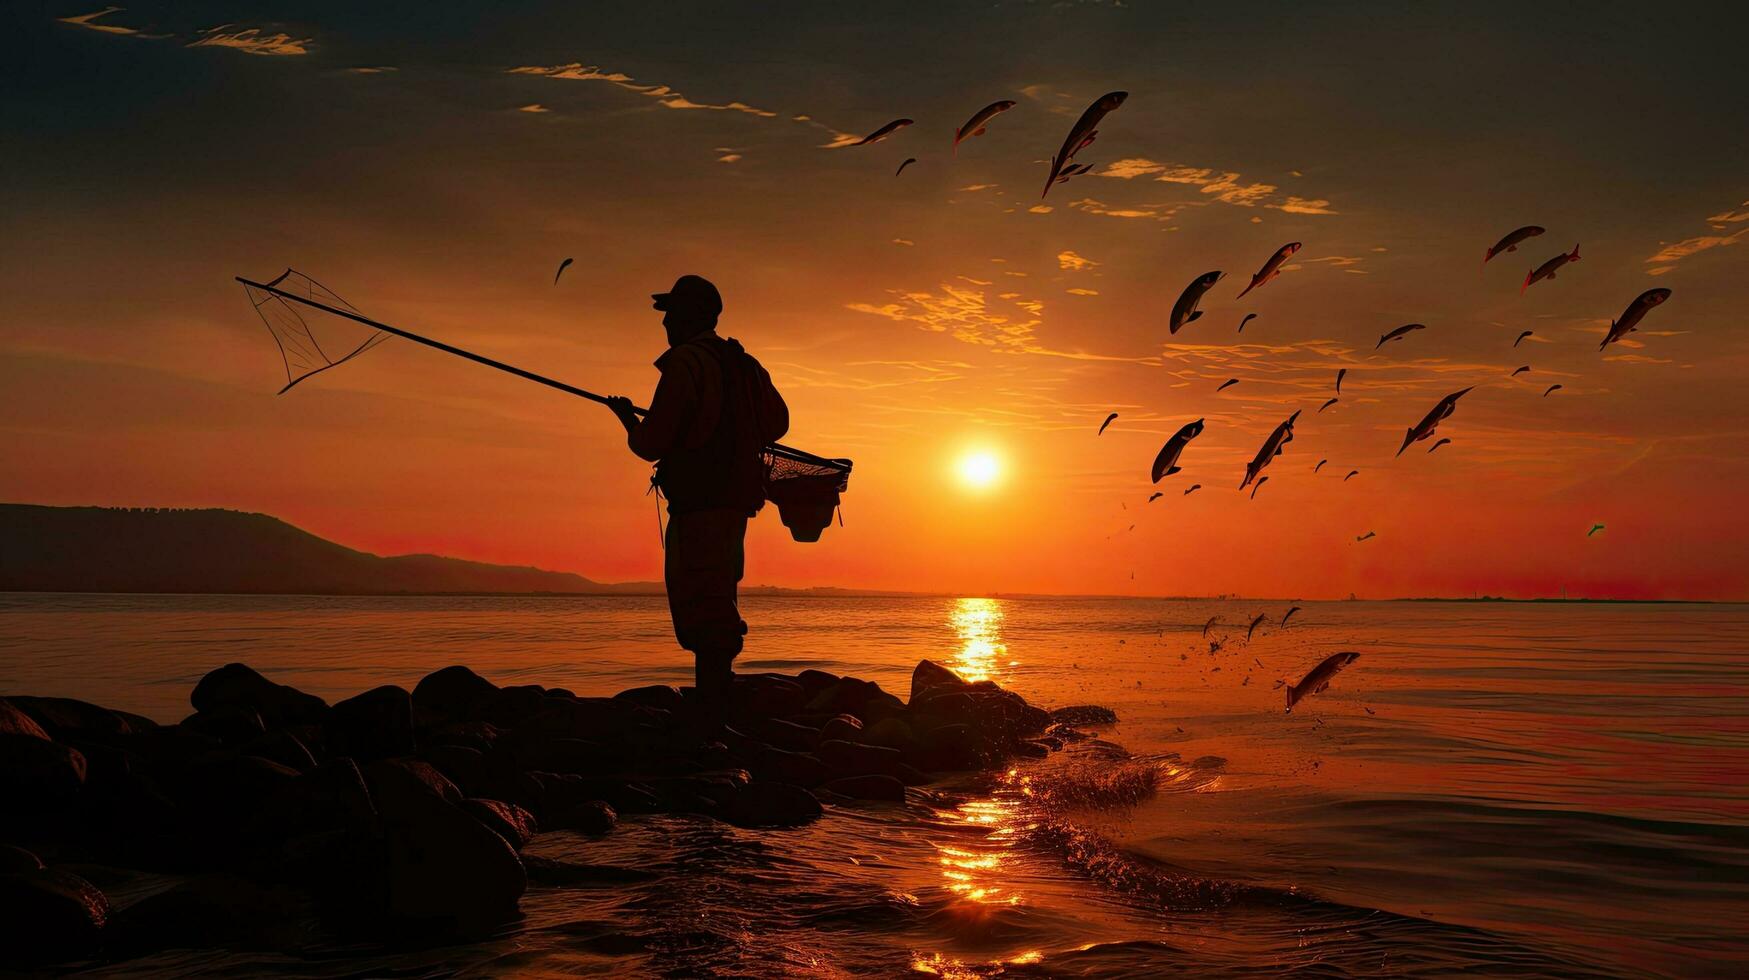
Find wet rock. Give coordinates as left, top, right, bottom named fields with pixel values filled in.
left=795, top=669, right=840, bottom=696
left=181, top=704, right=267, bottom=745
left=1011, top=740, right=1050, bottom=760
left=750, top=746, right=831, bottom=788
left=269, top=758, right=377, bottom=840
left=0, top=868, right=110, bottom=965
left=0, top=843, right=44, bottom=873
left=0, top=731, right=88, bottom=822
left=532, top=773, right=658, bottom=816
left=108, top=872, right=315, bottom=955
left=191, top=663, right=327, bottom=730
left=422, top=743, right=489, bottom=796
left=818, top=714, right=864, bottom=744
left=0, top=699, right=51, bottom=740
left=860, top=716, right=921, bottom=755
left=364, top=758, right=461, bottom=805
left=478, top=684, right=549, bottom=728
left=551, top=800, right=617, bottom=836
left=910, top=659, right=973, bottom=702
left=910, top=723, right=1001, bottom=772
left=613, top=684, right=686, bottom=713
left=7, top=696, right=155, bottom=742
left=365, top=756, right=525, bottom=931
left=411, top=665, right=499, bottom=724
left=524, top=697, right=650, bottom=742
left=243, top=729, right=317, bottom=773
left=724, top=782, right=822, bottom=828
left=819, top=774, right=906, bottom=802
left=817, top=739, right=905, bottom=779
left=741, top=717, right=819, bottom=753
left=327, top=685, right=415, bottom=762
left=1049, top=705, right=1117, bottom=727
left=423, top=720, right=501, bottom=754
left=804, top=677, right=906, bottom=724
left=501, top=733, right=613, bottom=775
left=459, top=798, right=538, bottom=851
left=733, top=674, right=807, bottom=719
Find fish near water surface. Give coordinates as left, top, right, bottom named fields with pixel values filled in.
left=1286, top=651, right=1360, bottom=712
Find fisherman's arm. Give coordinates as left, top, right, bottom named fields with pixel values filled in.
left=609, top=369, right=691, bottom=462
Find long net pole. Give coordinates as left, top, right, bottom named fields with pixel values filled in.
left=236, top=275, right=847, bottom=471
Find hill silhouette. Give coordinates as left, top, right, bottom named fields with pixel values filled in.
left=0, top=504, right=642, bottom=594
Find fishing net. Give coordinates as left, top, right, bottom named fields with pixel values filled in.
left=763, top=450, right=850, bottom=542
left=241, top=269, right=390, bottom=393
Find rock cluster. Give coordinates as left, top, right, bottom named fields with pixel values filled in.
left=1, top=659, right=1105, bottom=968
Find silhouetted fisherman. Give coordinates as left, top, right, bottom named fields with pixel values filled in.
left=607, top=275, right=789, bottom=730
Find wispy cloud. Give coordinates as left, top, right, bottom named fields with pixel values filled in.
left=1095, top=157, right=1339, bottom=214
left=847, top=282, right=1145, bottom=362
left=508, top=63, right=776, bottom=117
left=1706, top=201, right=1749, bottom=228
left=189, top=26, right=312, bottom=56
left=1066, top=288, right=1099, bottom=296
left=1068, top=197, right=1187, bottom=222
left=518, top=103, right=549, bottom=113
left=57, top=6, right=147, bottom=36
left=1644, top=199, right=1749, bottom=272
left=1057, top=250, right=1098, bottom=271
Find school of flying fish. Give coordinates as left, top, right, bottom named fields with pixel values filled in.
left=830, top=90, right=1682, bottom=718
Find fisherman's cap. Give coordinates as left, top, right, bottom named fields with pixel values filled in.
left=652, top=274, right=722, bottom=318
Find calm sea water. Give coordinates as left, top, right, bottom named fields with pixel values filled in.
left=2, top=594, right=1746, bottom=978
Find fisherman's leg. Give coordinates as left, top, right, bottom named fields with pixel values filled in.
left=664, top=509, right=749, bottom=728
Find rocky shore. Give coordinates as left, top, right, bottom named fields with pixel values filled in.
left=0, top=660, right=1113, bottom=969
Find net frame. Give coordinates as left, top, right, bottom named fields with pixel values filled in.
left=243, top=270, right=391, bottom=394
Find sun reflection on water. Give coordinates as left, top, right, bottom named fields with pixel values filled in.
left=948, top=597, right=1011, bottom=684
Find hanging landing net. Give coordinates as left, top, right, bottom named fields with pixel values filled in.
left=242, top=269, right=390, bottom=394
left=763, top=451, right=850, bottom=542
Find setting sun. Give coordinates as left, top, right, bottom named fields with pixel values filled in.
left=956, top=452, right=1002, bottom=491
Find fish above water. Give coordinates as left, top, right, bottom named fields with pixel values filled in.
left=1522, top=243, right=1580, bottom=294
left=1484, top=225, right=1545, bottom=265
left=1376, top=322, right=1426, bottom=350
left=1171, top=271, right=1225, bottom=333
left=1098, top=412, right=1118, bottom=435
left=1286, top=651, right=1360, bottom=712
left=1601, top=288, right=1672, bottom=351
left=953, top=99, right=1016, bottom=154
left=853, top=118, right=914, bottom=145
left=1151, top=418, right=1204, bottom=482
left=1241, top=410, right=1299, bottom=490
left=1043, top=91, right=1126, bottom=197
left=1397, top=387, right=1473, bottom=456
left=1235, top=242, right=1301, bottom=299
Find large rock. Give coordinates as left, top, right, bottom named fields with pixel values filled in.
left=817, top=739, right=904, bottom=779
left=412, top=666, right=499, bottom=724
left=910, top=660, right=973, bottom=703
left=1049, top=705, right=1118, bottom=726
left=0, top=731, right=88, bottom=821
left=723, top=782, right=822, bottom=828
left=422, top=744, right=489, bottom=796
left=180, top=704, right=267, bottom=745
left=108, top=872, right=314, bottom=955
left=364, top=758, right=525, bottom=931
left=0, top=699, right=51, bottom=740
left=459, top=798, right=538, bottom=851
left=327, top=685, right=415, bottom=762
left=550, top=800, right=616, bottom=836
left=750, top=746, right=831, bottom=788
left=6, top=696, right=155, bottom=742
left=910, top=723, right=1002, bottom=772
left=191, top=663, right=327, bottom=729
left=803, top=678, right=906, bottom=724
left=0, top=869, right=110, bottom=965
left=613, top=684, right=686, bottom=713
left=732, top=674, right=808, bottom=719
left=818, top=715, right=864, bottom=744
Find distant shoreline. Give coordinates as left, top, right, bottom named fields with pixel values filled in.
left=0, top=590, right=1728, bottom=604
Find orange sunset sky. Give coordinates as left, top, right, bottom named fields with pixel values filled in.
left=4, top=2, right=1748, bottom=599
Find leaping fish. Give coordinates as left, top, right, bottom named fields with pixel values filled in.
left=1250, top=476, right=1270, bottom=499
left=1319, top=397, right=1339, bottom=413
left=1514, top=330, right=1534, bottom=348
left=1241, top=410, right=1300, bottom=490
left=1203, top=616, right=1219, bottom=637
left=1356, top=530, right=1375, bottom=541
left=1511, top=365, right=1530, bottom=377
left=1235, top=242, right=1301, bottom=299
left=895, top=157, right=917, bottom=176
left=1043, top=91, right=1126, bottom=198
left=1217, top=378, right=1240, bottom=392
left=1335, top=368, right=1347, bottom=394
left=1428, top=437, right=1452, bottom=453
left=1314, top=459, right=1328, bottom=473
left=853, top=118, right=913, bottom=146
left=1246, top=613, right=1267, bottom=642
left=1344, top=470, right=1359, bottom=481
left=1285, top=651, right=1360, bottom=712
left=1098, top=412, right=1118, bottom=435
left=1170, top=271, right=1225, bottom=333
left=1148, top=492, right=1164, bottom=503
left=953, top=100, right=1016, bottom=155
left=1601, top=288, right=1672, bottom=351
left=1239, top=313, right=1257, bottom=333
left=1397, top=387, right=1473, bottom=457
left=1522, top=243, right=1581, bottom=294
left=1543, top=384, right=1563, bottom=396
left=1282, top=606, right=1302, bottom=627
left=1184, top=484, right=1202, bottom=495
left=1152, top=418, right=1205, bottom=482
left=553, top=257, right=573, bottom=284
left=1484, top=225, right=1545, bottom=266
left=1587, top=523, right=1605, bottom=537
left=1376, top=323, right=1425, bottom=349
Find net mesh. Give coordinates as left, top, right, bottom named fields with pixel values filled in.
left=763, top=451, right=850, bottom=541
left=242, top=269, right=391, bottom=393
